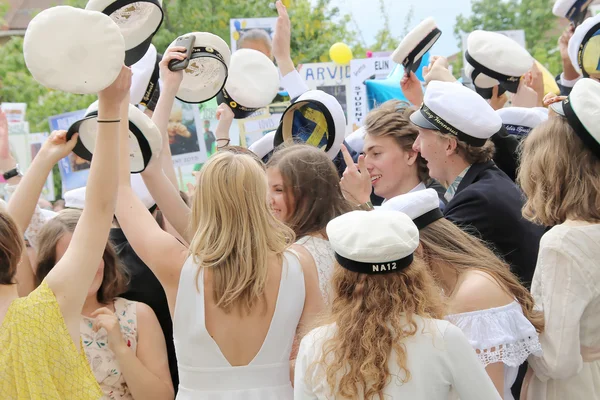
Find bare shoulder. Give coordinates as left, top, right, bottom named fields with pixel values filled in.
left=132, top=301, right=159, bottom=327
left=450, top=270, right=514, bottom=314
left=290, top=243, right=318, bottom=275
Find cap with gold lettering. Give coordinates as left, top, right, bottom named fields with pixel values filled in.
left=326, top=210, right=419, bottom=275
left=409, top=80, right=503, bottom=147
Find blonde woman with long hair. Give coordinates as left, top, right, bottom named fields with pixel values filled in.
left=295, top=210, right=501, bottom=399
left=381, top=189, right=544, bottom=400
left=519, top=78, right=600, bottom=400
left=115, top=143, right=323, bottom=398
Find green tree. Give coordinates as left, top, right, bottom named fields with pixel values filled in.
left=453, top=0, right=561, bottom=76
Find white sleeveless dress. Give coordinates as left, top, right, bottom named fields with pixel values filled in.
left=173, top=251, right=305, bottom=399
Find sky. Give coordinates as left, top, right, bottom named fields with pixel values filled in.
left=325, top=0, right=474, bottom=57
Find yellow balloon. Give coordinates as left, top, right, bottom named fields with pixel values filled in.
left=241, top=20, right=247, bottom=29
left=534, top=60, right=560, bottom=95
left=282, top=0, right=292, bottom=7
left=233, top=31, right=240, bottom=41
left=329, top=42, right=353, bottom=65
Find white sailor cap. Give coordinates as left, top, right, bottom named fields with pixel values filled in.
left=274, top=90, right=347, bottom=160
left=217, top=49, right=280, bottom=119
left=391, top=17, right=442, bottom=74
left=466, top=30, right=534, bottom=94
left=379, top=189, right=443, bottom=230
left=496, top=107, right=549, bottom=137
left=64, top=174, right=156, bottom=210
left=248, top=131, right=276, bottom=161
left=23, top=6, right=125, bottom=95
left=464, top=61, right=508, bottom=100
left=86, top=0, right=164, bottom=66
left=326, top=210, right=419, bottom=275
left=66, top=100, right=162, bottom=173
left=409, top=80, right=503, bottom=147
left=169, top=32, right=231, bottom=104
left=130, top=44, right=160, bottom=108
left=550, top=78, right=600, bottom=158
left=345, top=126, right=367, bottom=154
left=568, top=14, right=600, bottom=77
left=553, top=0, right=592, bottom=26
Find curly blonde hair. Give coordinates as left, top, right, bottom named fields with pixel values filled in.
left=308, top=258, right=446, bottom=399
left=519, top=117, right=600, bottom=226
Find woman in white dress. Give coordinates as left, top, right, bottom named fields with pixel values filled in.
left=115, top=147, right=324, bottom=398
left=518, top=78, right=600, bottom=400
left=266, top=144, right=353, bottom=304
left=295, top=210, right=501, bottom=399
left=382, top=189, right=544, bottom=400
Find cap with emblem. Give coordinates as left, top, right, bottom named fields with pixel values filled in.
left=86, top=0, right=164, bottom=66
left=66, top=100, right=162, bottom=173
left=379, top=189, right=443, bottom=230
left=550, top=78, right=600, bottom=158
left=553, top=0, right=593, bottom=26
left=496, top=107, right=548, bottom=137
left=64, top=175, right=156, bottom=211
left=326, top=210, right=419, bottom=275
left=274, top=90, right=346, bottom=160
left=217, top=49, right=280, bottom=119
left=169, top=32, right=231, bottom=104
left=465, top=30, right=534, bottom=98
left=130, top=44, right=160, bottom=108
left=23, top=6, right=125, bottom=94
left=409, top=80, right=503, bottom=147
left=568, top=14, right=600, bottom=77
left=391, top=17, right=442, bottom=74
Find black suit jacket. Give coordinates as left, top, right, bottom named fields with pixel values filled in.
left=443, top=161, right=545, bottom=288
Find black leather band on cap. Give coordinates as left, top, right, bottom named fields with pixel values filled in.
left=403, top=28, right=442, bottom=73
left=335, top=253, right=414, bottom=275
left=67, top=117, right=95, bottom=162
left=567, top=0, right=594, bottom=25
left=217, top=87, right=258, bottom=119
left=465, top=51, right=522, bottom=93
left=578, top=21, right=600, bottom=78
left=563, top=98, right=600, bottom=158
left=128, top=122, right=152, bottom=173
left=140, top=59, right=160, bottom=107
left=274, top=100, right=336, bottom=152
left=413, top=208, right=443, bottom=230
left=504, top=124, right=532, bottom=136
left=420, top=105, right=488, bottom=147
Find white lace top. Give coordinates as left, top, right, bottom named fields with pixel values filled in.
left=295, top=236, right=335, bottom=305
left=446, top=301, right=542, bottom=400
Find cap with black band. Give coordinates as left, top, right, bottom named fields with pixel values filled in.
left=550, top=78, right=600, bottom=159
left=380, top=189, right=444, bottom=230
left=409, top=81, right=503, bottom=148
left=572, top=17, right=600, bottom=78
left=326, top=210, right=419, bottom=275
left=553, top=0, right=594, bottom=26
left=391, top=17, right=442, bottom=75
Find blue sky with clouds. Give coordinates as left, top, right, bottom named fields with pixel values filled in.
left=325, top=0, right=474, bottom=56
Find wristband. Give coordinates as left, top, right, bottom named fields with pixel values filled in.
left=97, top=119, right=121, bottom=123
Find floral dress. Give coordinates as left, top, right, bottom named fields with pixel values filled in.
left=81, top=298, right=138, bottom=400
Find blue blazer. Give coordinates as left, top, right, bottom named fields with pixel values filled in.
left=444, top=161, right=545, bottom=288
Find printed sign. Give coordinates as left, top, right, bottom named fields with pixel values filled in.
left=29, top=133, right=56, bottom=201
left=350, top=57, right=396, bottom=129
left=0, top=103, right=27, bottom=124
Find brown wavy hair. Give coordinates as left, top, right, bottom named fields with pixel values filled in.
left=35, top=209, right=129, bottom=303
left=267, top=144, right=354, bottom=239
left=432, top=131, right=495, bottom=165
left=419, top=217, right=544, bottom=333
left=519, top=117, right=600, bottom=226
left=366, top=100, right=430, bottom=183
left=0, top=210, right=24, bottom=285
left=308, top=258, right=445, bottom=399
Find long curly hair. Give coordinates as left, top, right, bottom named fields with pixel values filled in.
left=307, top=258, right=446, bottom=399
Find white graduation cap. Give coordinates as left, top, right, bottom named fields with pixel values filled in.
left=391, top=17, right=442, bottom=74
left=379, top=188, right=443, bottom=230
left=496, top=107, right=548, bottom=137
left=169, top=32, right=231, bottom=104
left=66, top=100, right=162, bottom=173
left=248, top=131, right=276, bottom=161
left=553, top=0, right=593, bottom=26
left=217, top=49, right=280, bottom=119
left=86, top=0, right=164, bottom=66
left=23, top=6, right=125, bottom=94
left=568, top=14, right=600, bottom=77
left=130, top=44, right=160, bottom=108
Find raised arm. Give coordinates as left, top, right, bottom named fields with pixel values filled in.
left=116, top=102, right=188, bottom=311
left=150, top=47, right=187, bottom=189
left=44, top=66, right=132, bottom=345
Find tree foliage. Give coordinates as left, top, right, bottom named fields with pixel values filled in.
left=453, top=0, right=562, bottom=76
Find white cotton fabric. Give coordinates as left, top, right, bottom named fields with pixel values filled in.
left=294, top=317, right=502, bottom=399
left=446, top=301, right=542, bottom=400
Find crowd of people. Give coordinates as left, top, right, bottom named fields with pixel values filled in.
left=0, top=0, right=599, bottom=399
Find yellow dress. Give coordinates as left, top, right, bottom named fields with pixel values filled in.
left=0, top=281, right=102, bottom=399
